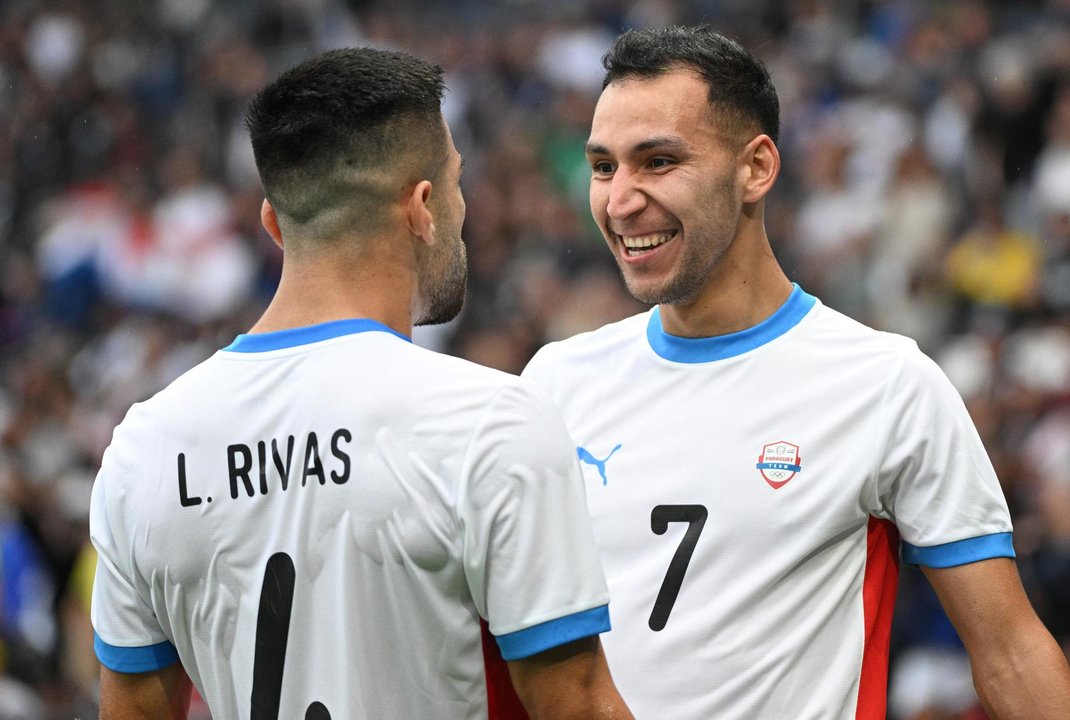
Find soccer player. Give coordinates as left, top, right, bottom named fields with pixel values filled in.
left=90, top=48, right=633, bottom=720
left=522, top=25, right=1070, bottom=719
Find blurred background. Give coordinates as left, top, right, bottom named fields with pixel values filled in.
left=1, top=0, right=1069, bottom=718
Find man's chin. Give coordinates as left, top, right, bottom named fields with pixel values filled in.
left=414, top=294, right=465, bottom=327
left=620, top=273, right=669, bottom=306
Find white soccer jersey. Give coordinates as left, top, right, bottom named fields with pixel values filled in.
left=91, top=318, right=610, bottom=720
left=523, top=286, right=1013, bottom=720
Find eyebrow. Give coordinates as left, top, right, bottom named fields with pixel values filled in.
left=585, top=135, right=689, bottom=156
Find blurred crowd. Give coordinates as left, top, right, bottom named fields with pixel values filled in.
left=1, top=0, right=1069, bottom=718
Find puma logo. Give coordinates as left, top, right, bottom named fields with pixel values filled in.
left=577, top=444, right=623, bottom=485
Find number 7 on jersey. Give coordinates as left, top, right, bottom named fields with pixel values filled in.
left=649, top=504, right=708, bottom=631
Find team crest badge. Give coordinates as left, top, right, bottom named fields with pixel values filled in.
left=756, top=441, right=802, bottom=489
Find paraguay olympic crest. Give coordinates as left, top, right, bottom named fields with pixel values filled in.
left=756, top=441, right=802, bottom=489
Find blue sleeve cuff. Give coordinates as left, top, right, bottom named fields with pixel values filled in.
left=94, top=632, right=181, bottom=673
left=902, top=532, right=1015, bottom=568
left=496, top=604, right=611, bottom=661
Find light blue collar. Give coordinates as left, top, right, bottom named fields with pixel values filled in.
left=224, top=318, right=411, bottom=353
left=646, top=284, right=816, bottom=363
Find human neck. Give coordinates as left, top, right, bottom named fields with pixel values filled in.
left=250, top=245, right=416, bottom=339
left=657, top=235, right=794, bottom=339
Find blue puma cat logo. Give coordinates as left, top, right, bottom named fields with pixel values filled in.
left=577, top=444, right=623, bottom=485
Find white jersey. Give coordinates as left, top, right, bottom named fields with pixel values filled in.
left=91, top=318, right=610, bottom=720
left=522, top=286, right=1013, bottom=720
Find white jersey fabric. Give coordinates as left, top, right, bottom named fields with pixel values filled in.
left=91, top=318, right=610, bottom=720
left=522, top=286, right=1013, bottom=720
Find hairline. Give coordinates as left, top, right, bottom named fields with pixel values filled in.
left=602, top=65, right=764, bottom=148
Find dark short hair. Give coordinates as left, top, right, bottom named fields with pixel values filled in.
left=245, top=47, right=446, bottom=234
left=602, top=26, right=780, bottom=145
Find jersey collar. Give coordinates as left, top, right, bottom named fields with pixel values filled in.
left=223, top=318, right=412, bottom=353
left=646, top=284, right=816, bottom=363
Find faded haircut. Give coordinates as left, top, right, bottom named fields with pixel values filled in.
left=245, top=47, right=447, bottom=241
left=602, top=25, right=780, bottom=146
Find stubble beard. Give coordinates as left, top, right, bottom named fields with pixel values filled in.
left=619, top=246, right=717, bottom=307
left=415, top=237, right=468, bottom=327
left=617, top=223, right=737, bottom=308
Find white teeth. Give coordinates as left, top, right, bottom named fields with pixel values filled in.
left=620, top=232, right=673, bottom=250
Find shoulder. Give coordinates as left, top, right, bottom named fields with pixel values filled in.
left=525, top=310, right=652, bottom=378
left=96, top=355, right=221, bottom=487
left=384, top=343, right=570, bottom=438
left=798, top=302, right=966, bottom=415
left=440, top=358, right=579, bottom=477
left=406, top=342, right=551, bottom=402
left=800, top=301, right=918, bottom=355
left=794, top=301, right=934, bottom=373
left=112, top=352, right=229, bottom=438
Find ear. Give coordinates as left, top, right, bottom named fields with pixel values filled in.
left=261, top=200, right=284, bottom=249
left=405, top=180, right=435, bottom=246
left=739, top=134, right=780, bottom=204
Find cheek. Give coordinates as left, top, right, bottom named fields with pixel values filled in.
left=589, top=184, right=609, bottom=224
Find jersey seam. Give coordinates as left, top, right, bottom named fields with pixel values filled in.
left=868, top=347, right=907, bottom=517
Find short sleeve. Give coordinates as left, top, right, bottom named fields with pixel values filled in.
left=90, top=426, right=180, bottom=673
left=458, top=380, right=610, bottom=660
left=874, top=348, right=1014, bottom=568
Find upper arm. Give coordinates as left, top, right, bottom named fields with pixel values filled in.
left=100, top=663, right=192, bottom=720
left=507, top=636, right=633, bottom=720
left=922, top=557, right=1039, bottom=650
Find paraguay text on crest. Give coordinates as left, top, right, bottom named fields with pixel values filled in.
left=756, top=441, right=802, bottom=489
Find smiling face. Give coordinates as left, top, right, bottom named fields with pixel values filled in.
left=586, top=68, right=749, bottom=307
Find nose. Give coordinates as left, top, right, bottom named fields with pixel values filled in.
left=605, top=166, right=646, bottom=222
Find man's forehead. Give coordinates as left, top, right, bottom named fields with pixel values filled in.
left=593, top=71, right=765, bottom=156
left=597, top=71, right=708, bottom=116
left=588, top=73, right=714, bottom=151
left=601, top=68, right=707, bottom=103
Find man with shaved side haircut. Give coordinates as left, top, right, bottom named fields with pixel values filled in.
left=89, top=47, right=633, bottom=720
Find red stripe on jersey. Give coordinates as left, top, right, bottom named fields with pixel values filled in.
left=480, top=619, right=530, bottom=720
left=856, top=517, right=900, bottom=719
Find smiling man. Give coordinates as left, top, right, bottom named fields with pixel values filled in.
left=523, top=25, right=1070, bottom=720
